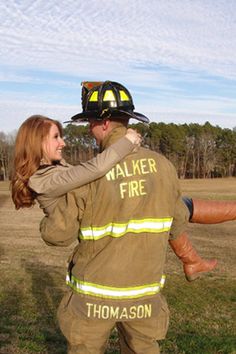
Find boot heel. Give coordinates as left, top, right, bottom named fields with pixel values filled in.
left=185, top=273, right=200, bottom=282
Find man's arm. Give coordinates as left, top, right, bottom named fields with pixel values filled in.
left=40, top=191, right=83, bottom=247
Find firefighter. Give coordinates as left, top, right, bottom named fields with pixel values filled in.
left=39, top=81, right=235, bottom=353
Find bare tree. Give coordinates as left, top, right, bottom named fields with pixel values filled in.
left=0, top=131, right=16, bottom=180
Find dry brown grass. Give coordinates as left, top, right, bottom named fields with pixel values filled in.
left=1, top=178, right=235, bottom=280
left=0, top=178, right=235, bottom=353
left=180, top=177, right=236, bottom=200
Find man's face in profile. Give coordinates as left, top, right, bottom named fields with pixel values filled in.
left=88, top=119, right=105, bottom=145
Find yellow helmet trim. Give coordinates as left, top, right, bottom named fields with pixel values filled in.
left=103, top=90, right=116, bottom=101
left=120, top=90, right=129, bottom=101
left=89, top=91, right=98, bottom=102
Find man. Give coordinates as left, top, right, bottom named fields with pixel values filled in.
left=40, top=81, right=233, bottom=353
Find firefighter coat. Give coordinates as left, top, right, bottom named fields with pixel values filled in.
left=40, top=126, right=189, bottom=321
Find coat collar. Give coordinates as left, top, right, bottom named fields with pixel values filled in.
left=101, top=126, right=126, bottom=151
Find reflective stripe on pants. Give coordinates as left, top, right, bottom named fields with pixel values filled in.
left=66, top=274, right=166, bottom=300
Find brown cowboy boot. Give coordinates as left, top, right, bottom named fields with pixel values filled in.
left=169, top=232, right=217, bottom=281
left=191, top=199, right=236, bottom=224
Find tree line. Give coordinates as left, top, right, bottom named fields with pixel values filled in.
left=0, top=122, right=235, bottom=181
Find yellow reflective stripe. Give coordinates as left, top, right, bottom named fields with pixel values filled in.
left=66, top=274, right=166, bottom=299
left=103, top=90, right=116, bottom=101
left=119, top=90, right=129, bottom=101
left=80, top=218, right=173, bottom=240
left=89, top=91, right=98, bottom=102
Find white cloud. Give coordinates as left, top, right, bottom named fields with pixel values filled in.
left=0, top=0, right=236, bottom=132
left=0, top=0, right=235, bottom=78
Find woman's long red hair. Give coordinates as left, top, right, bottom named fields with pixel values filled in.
left=11, top=115, right=63, bottom=209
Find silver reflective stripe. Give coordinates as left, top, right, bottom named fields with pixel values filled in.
left=66, top=274, right=166, bottom=299
left=80, top=218, right=173, bottom=240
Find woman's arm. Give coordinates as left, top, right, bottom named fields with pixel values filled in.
left=29, top=133, right=140, bottom=199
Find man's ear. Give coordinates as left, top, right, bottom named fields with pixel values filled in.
left=102, top=119, right=110, bottom=131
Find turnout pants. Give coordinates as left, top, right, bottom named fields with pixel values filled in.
left=57, top=291, right=169, bottom=354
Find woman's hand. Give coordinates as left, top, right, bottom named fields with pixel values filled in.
left=125, top=128, right=142, bottom=146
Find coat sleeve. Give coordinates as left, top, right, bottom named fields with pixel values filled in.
left=39, top=189, right=85, bottom=247
left=30, top=136, right=134, bottom=198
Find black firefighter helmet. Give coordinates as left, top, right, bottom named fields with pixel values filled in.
left=69, top=81, right=149, bottom=124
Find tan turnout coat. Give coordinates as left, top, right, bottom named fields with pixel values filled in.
left=40, top=127, right=189, bottom=322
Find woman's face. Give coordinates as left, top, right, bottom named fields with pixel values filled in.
left=42, top=123, right=66, bottom=163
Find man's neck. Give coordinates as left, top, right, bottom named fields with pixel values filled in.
left=100, top=126, right=127, bottom=151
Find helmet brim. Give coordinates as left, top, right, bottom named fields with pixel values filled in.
left=65, top=110, right=149, bottom=124
left=119, top=110, right=150, bottom=123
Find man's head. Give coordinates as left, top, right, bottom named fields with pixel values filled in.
left=89, top=117, right=127, bottom=145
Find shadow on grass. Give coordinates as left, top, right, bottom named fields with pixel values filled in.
left=0, top=246, right=16, bottom=350
left=1, top=256, right=235, bottom=353
left=0, top=285, right=22, bottom=351
left=22, top=259, right=67, bottom=354
left=0, top=254, right=67, bottom=353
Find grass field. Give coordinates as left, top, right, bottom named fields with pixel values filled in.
left=0, top=178, right=235, bottom=354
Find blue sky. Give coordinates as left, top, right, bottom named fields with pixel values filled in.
left=0, top=0, right=236, bottom=133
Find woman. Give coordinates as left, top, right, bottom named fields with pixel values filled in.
left=11, top=115, right=141, bottom=214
